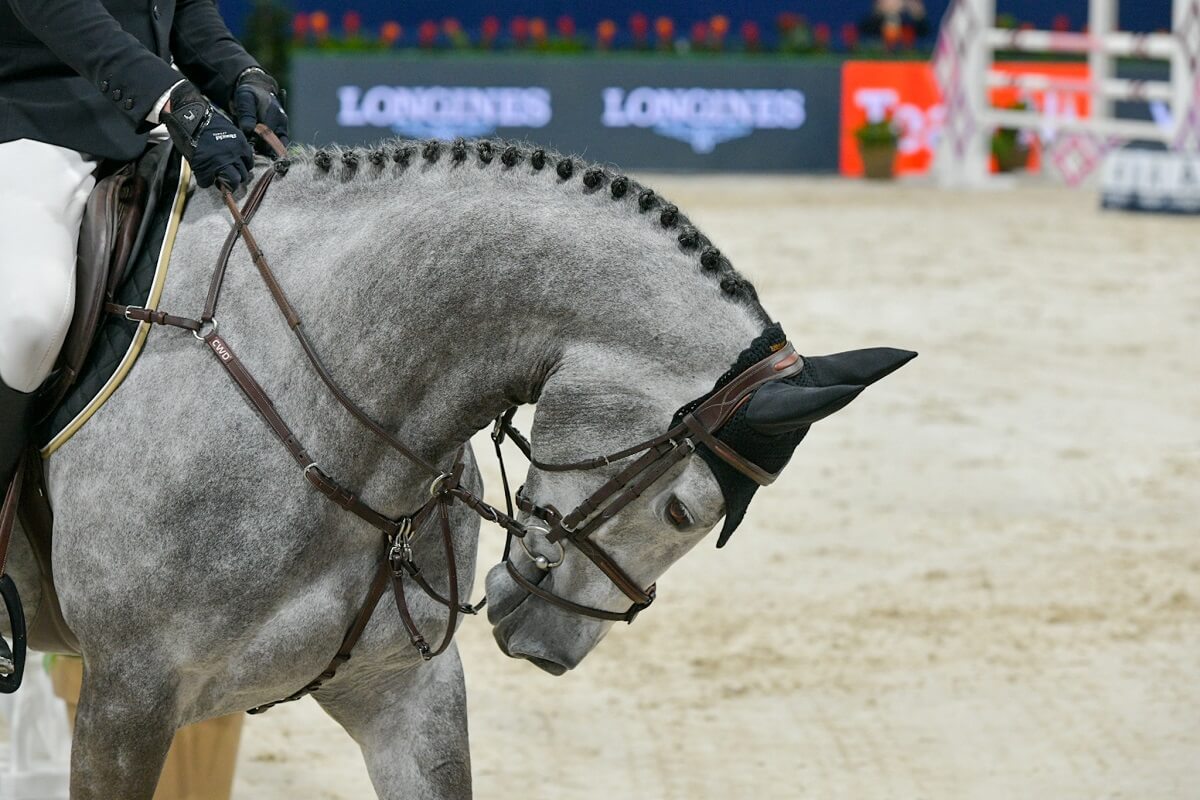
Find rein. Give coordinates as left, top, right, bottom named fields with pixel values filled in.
left=101, top=128, right=804, bottom=712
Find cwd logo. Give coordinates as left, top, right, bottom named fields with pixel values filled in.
left=336, top=86, right=552, bottom=139
left=208, top=337, right=233, bottom=363
left=601, top=87, right=806, bottom=154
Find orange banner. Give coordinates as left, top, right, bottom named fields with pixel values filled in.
left=840, top=61, right=1091, bottom=177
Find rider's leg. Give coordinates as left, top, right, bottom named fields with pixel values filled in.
left=0, top=139, right=96, bottom=483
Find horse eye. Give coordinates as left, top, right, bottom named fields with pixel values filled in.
left=666, top=496, right=693, bottom=528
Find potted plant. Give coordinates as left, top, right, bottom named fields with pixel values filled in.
left=856, top=114, right=900, bottom=180
left=992, top=102, right=1031, bottom=172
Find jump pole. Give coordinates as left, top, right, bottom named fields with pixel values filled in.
left=934, top=0, right=1199, bottom=187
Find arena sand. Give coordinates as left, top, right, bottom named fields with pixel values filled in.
left=232, top=177, right=1199, bottom=799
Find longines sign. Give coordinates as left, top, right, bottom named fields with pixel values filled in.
left=601, top=87, right=807, bottom=154
left=292, top=55, right=841, bottom=172
left=336, top=86, right=553, bottom=139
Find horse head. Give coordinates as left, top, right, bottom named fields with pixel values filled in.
left=465, top=161, right=916, bottom=671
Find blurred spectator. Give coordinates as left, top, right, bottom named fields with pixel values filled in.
left=859, top=0, right=929, bottom=39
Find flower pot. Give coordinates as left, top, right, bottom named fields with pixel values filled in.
left=859, top=141, right=898, bottom=180
left=995, top=143, right=1030, bottom=173
left=49, top=656, right=244, bottom=800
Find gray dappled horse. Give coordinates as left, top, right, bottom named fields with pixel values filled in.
left=3, top=140, right=913, bottom=798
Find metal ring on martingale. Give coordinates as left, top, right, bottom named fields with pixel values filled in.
left=518, top=525, right=566, bottom=571
left=193, top=319, right=219, bottom=342
left=428, top=473, right=452, bottom=497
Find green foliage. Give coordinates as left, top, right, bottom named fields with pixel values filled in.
left=991, top=101, right=1029, bottom=160
left=243, top=0, right=291, bottom=95
left=856, top=118, right=899, bottom=147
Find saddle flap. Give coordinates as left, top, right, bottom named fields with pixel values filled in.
left=52, top=164, right=135, bottom=397
left=42, top=143, right=165, bottom=413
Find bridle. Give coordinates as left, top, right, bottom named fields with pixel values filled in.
left=491, top=337, right=803, bottom=623
left=106, top=129, right=804, bottom=711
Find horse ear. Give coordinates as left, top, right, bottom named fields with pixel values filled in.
left=743, top=382, right=865, bottom=434
left=803, top=347, right=918, bottom=388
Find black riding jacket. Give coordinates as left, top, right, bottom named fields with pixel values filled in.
left=0, top=0, right=257, bottom=161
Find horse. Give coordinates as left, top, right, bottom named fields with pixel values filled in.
left=2, top=138, right=913, bottom=798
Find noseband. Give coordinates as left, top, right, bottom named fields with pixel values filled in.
left=109, top=129, right=803, bottom=711
left=493, top=341, right=803, bottom=623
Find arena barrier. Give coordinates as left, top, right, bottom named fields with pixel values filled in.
left=934, top=0, right=1200, bottom=186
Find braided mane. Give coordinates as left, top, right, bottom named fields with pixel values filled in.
left=284, top=138, right=766, bottom=317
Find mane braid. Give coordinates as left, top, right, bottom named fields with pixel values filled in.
left=286, top=139, right=767, bottom=317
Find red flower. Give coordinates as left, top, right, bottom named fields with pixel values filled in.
left=597, top=19, right=618, bottom=45
left=741, top=20, right=760, bottom=45
left=417, top=19, right=438, bottom=47
left=529, top=17, right=548, bottom=42
left=691, top=19, right=708, bottom=44
left=901, top=23, right=917, bottom=48
left=556, top=15, right=576, bottom=38
left=710, top=15, right=730, bottom=39
left=777, top=11, right=801, bottom=33
left=442, top=17, right=462, bottom=35
left=883, top=20, right=902, bottom=47
left=510, top=16, right=530, bottom=42
left=630, top=12, right=650, bottom=41
left=841, top=22, right=858, bottom=49
left=292, top=12, right=309, bottom=39
left=1052, top=14, right=1071, bottom=32
left=481, top=15, right=501, bottom=41
left=655, top=16, right=674, bottom=43
left=814, top=22, right=831, bottom=46
left=310, top=10, right=329, bottom=38
left=380, top=20, right=402, bottom=45
left=342, top=10, right=360, bottom=36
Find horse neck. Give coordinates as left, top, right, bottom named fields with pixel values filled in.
left=213, top=157, right=767, bottom=495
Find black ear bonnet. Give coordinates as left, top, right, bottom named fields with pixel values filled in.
left=673, top=324, right=915, bottom=547
left=672, top=324, right=803, bottom=547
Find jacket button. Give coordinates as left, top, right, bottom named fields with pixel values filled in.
left=111, top=89, right=122, bottom=101
left=152, top=4, right=159, bottom=19
left=100, top=79, right=110, bottom=91
left=124, top=98, right=135, bottom=110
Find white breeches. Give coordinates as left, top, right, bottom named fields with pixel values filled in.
left=0, top=139, right=97, bottom=392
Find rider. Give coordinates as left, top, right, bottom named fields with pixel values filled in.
left=0, top=0, right=289, bottom=493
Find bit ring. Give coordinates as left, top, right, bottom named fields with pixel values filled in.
left=518, top=525, right=565, bottom=570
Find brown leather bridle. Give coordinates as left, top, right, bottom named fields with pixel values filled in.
left=492, top=339, right=803, bottom=623
left=102, top=129, right=806, bottom=711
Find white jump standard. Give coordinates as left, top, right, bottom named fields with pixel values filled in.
left=934, top=0, right=1200, bottom=186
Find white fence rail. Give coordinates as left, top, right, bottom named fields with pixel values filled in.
left=935, top=0, right=1200, bottom=186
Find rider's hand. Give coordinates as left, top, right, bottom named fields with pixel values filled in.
left=233, top=67, right=289, bottom=153
left=161, top=81, right=254, bottom=190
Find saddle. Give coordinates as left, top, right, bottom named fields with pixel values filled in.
left=0, top=141, right=184, bottom=689
left=43, top=141, right=175, bottom=416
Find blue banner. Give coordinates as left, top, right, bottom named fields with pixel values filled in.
left=292, top=54, right=843, bottom=172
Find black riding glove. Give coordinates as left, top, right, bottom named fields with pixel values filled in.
left=162, top=81, right=254, bottom=190
left=233, top=67, right=289, bottom=153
